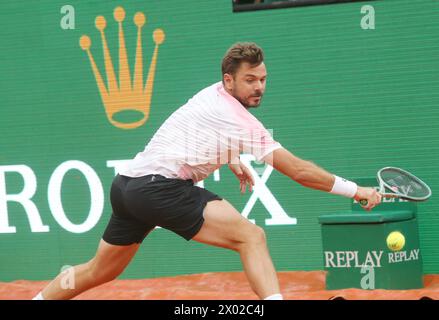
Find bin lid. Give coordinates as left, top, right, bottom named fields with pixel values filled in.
left=318, top=210, right=415, bottom=225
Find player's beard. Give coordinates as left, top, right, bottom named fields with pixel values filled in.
left=234, top=92, right=263, bottom=109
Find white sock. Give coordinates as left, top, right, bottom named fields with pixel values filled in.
left=32, top=292, right=45, bottom=300
left=263, top=293, right=283, bottom=300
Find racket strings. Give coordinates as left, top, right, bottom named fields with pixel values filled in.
left=380, top=168, right=430, bottom=199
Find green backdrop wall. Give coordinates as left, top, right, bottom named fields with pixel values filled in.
left=1, top=0, right=438, bottom=281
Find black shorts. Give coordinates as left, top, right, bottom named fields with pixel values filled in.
left=102, top=174, right=222, bottom=245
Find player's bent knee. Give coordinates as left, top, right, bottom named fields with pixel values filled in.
left=252, top=225, right=267, bottom=244
left=240, top=225, right=266, bottom=248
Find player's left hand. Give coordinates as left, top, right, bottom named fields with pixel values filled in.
left=228, top=161, right=255, bottom=194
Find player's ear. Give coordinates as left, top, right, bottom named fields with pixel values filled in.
left=223, top=73, right=233, bottom=90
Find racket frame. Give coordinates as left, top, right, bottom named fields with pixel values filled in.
left=377, top=167, right=432, bottom=202
left=359, top=167, right=432, bottom=206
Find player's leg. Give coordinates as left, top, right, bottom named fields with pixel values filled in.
left=37, top=175, right=151, bottom=300
left=37, top=239, right=140, bottom=300
left=192, top=199, right=281, bottom=300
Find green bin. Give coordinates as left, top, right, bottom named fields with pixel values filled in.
left=318, top=178, right=423, bottom=290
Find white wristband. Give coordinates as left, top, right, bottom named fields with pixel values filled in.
left=330, top=175, right=358, bottom=198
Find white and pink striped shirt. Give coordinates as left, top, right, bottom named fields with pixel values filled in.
left=120, top=82, right=282, bottom=182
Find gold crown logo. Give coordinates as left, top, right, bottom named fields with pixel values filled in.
left=79, top=7, right=165, bottom=129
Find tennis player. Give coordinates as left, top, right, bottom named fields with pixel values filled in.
left=33, top=42, right=381, bottom=300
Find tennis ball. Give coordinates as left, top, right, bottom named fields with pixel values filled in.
left=386, top=231, right=405, bottom=251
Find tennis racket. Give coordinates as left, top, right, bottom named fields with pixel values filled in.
left=359, top=167, right=432, bottom=206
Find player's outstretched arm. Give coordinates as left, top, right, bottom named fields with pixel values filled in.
left=263, top=148, right=381, bottom=210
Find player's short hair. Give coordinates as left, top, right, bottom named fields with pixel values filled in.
left=221, top=42, right=264, bottom=79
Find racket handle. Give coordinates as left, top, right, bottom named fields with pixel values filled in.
left=359, top=199, right=368, bottom=206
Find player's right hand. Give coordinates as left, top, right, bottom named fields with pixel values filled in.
left=354, top=186, right=382, bottom=211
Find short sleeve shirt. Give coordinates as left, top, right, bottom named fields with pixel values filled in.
left=120, top=82, right=282, bottom=182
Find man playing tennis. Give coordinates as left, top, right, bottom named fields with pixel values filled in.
left=33, top=42, right=381, bottom=300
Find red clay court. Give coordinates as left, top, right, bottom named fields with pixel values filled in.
left=1, top=271, right=438, bottom=300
